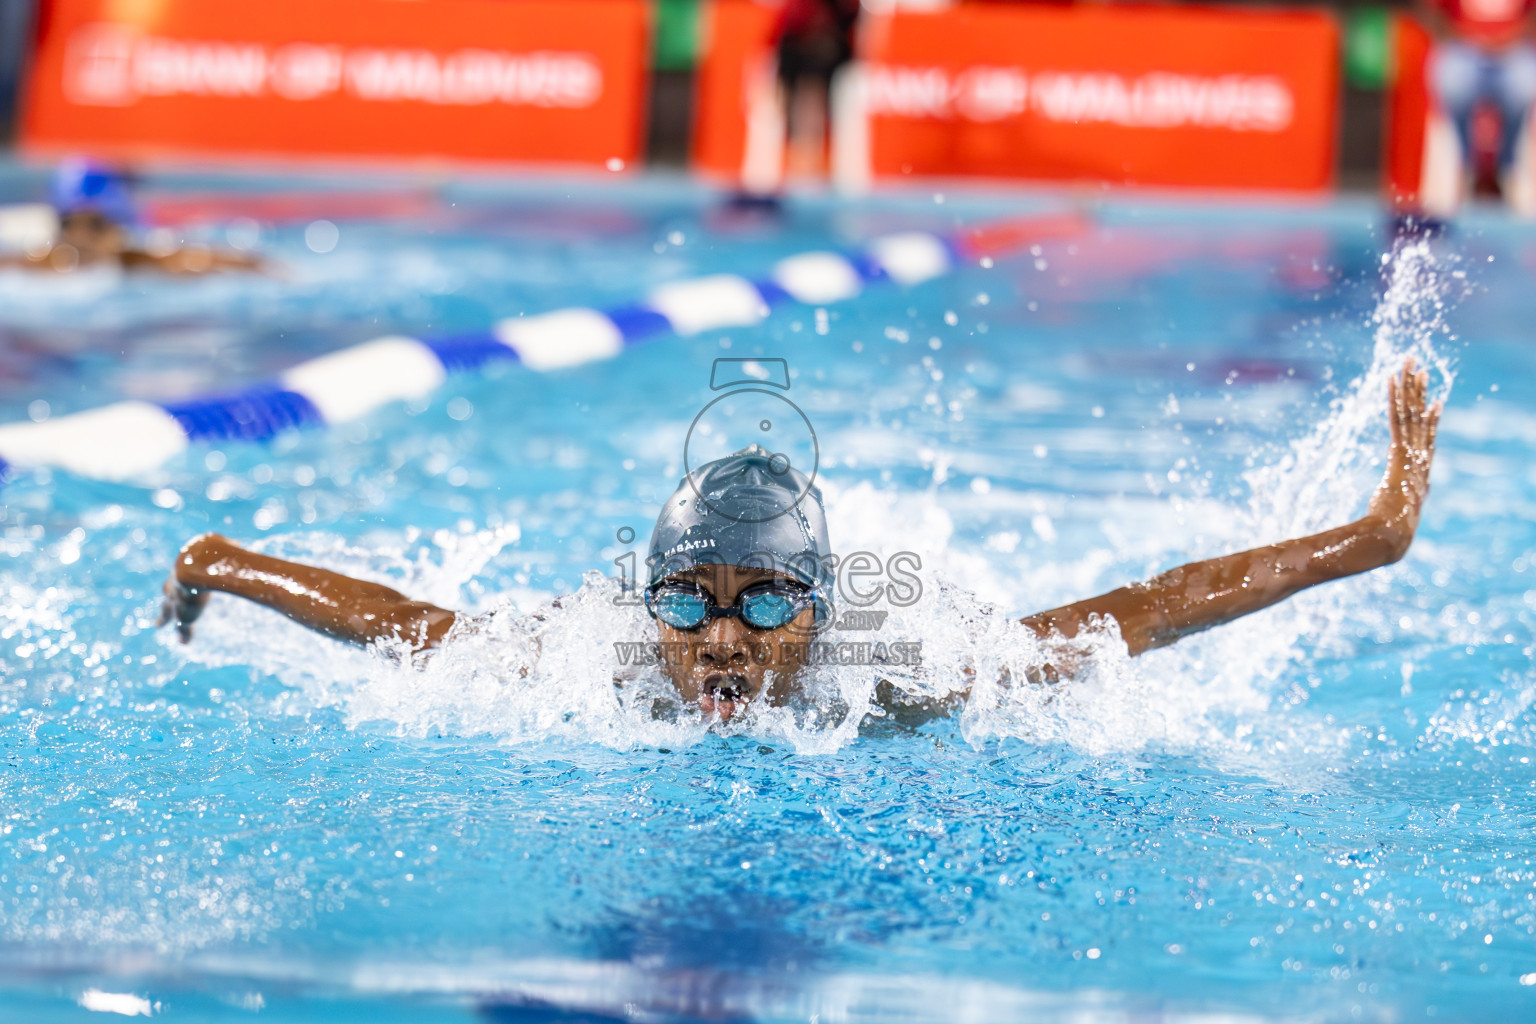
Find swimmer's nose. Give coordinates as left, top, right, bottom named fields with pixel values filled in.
left=699, top=617, right=750, bottom=667
left=698, top=642, right=748, bottom=668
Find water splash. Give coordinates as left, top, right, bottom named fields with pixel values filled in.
left=1247, top=236, right=1458, bottom=541
left=168, top=239, right=1467, bottom=763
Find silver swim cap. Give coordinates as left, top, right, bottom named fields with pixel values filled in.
left=647, top=445, right=832, bottom=599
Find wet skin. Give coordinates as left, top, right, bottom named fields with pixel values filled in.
left=1018, top=358, right=1440, bottom=656
left=56, top=210, right=132, bottom=266
left=649, top=564, right=820, bottom=722
left=161, top=359, right=1442, bottom=719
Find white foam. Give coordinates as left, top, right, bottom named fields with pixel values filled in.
left=79, top=990, right=154, bottom=1017
left=0, top=262, right=123, bottom=303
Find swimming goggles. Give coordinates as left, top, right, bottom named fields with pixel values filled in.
left=645, top=580, right=819, bottom=632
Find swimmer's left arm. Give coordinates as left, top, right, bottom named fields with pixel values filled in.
left=1022, top=358, right=1441, bottom=658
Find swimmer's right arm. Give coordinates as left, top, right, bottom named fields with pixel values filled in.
left=158, top=533, right=456, bottom=651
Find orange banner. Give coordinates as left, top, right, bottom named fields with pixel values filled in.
left=22, top=0, right=650, bottom=168
left=692, top=0, right=780, bottom=181
left=859, top=3, right=1339, bottom=191
left=1384, top=15, right=1435, bottom=208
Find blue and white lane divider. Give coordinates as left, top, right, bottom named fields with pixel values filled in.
left=0, top=230, right=963, bottom=484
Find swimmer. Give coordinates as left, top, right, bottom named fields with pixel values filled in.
left=159, top=359, right=1441, bottom=723
left=1, top=160, right=262, bottom=275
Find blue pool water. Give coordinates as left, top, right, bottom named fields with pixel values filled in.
left=0, top=164, right=1533, bottom=1023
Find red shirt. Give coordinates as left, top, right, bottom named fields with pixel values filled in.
left=1437, top=0, right=1535, bottom=47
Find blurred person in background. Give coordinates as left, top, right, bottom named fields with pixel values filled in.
left=735, top=0, right=861, bottom=202
left=1420, top=0, right=1536, bottom=200
left=2, top=159, right=264, bottom=274
left=776, top=0, right=860, bottom=178
left=0, top=0, right=34, bottom=142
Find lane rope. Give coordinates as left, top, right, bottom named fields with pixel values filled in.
left=0, top=213, right=1087, bottom=484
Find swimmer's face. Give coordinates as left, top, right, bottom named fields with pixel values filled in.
left=654, top=564, right=816, bottom=722
left=57, top=210, right=127, bottom=261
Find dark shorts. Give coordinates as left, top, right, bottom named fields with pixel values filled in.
left=777, top=33, right=852, bottom=89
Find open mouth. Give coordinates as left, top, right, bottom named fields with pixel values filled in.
left=701, top=673, right=751, bottom=718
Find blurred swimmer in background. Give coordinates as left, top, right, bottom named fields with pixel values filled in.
left=1, top=160, right=264, bottom=274
left=159, top=360, right=1441, bottom=724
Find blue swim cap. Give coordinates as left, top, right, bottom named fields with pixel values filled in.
left=49, top=159, right=136, bottom=224
left=648, top=444, right=834, bottom=606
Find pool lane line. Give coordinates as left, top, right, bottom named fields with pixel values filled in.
left=0, top=212, right=1088, bottom=485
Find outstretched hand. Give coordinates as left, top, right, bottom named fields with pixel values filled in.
left=1019, top=355, right=1446, bottom=658
left=152, top=532, right=456, bottom=652
left=156, top=576, right=210, bottom=643
left=155, top=534, right=221, bottom=643
left=1368, top=357, right=1442, bottom=551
